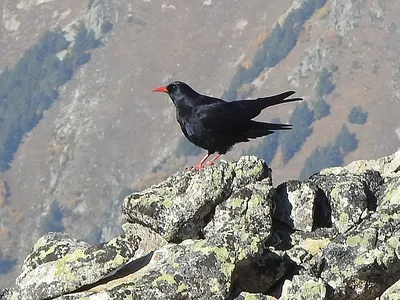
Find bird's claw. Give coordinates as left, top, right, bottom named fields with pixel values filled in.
left=188, top=161, right=216, bottom=170
left=189, top=164, right=204, bottom=171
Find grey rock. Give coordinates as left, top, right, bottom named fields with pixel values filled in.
left=280, top=275, right=328, bottom=300
left=319, top=150, right=400, bottom=178
left=123, top=156, right=270, bottom=242
left=121, top=223, right=168, bottom=260
left=370, top=0, right=385, bottom=21
left=379, top=278, right=400, bottom=299
left=274, top=180, right=330, bottom=232
left=205, top=182, right=280, bottom=293
left=243, top=248, right=295, bottom=294
left=6, top=232, right=140, bottom=300
left=204, top=182, right=273, bottom=254
left=57, top=232, right=271, bottom=300
left=288, top=41, right=329, bottom=88
left=62, top=0, right=112, bottom=43
left=69, top=239, right=237, bottom=299
left=234, top=292, right=273, bottom=300
left=309, top=170, right=382, bottom=233
left=376, top=177, right=400, bottom=214
left=3, top=152, right=400, bottom=300
left=85, top=0, right=113, bottom=39
left=319, top=210, right=400, bottom=299
left=328, top=0, right=365, bottom=37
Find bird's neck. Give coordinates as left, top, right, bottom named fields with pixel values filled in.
left=174, top=97, right=194, bottom=117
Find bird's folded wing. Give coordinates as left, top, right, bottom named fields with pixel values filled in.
left=196, top=102, right=252, bottom=131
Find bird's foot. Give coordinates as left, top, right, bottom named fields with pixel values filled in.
left=189, top=164, right=205, bottom=170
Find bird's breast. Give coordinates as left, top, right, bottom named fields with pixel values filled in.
left=175, top=103, right=194, bottom=118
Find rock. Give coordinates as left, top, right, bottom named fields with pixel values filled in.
left=63, top=0, right=112, bottom=42
left=204, top=182, right=278, bottom=293
left=274, top=180, right=331, bottom=232
left=3, top=7, right=21, bottom=31
left=376, top=177, right=400, bottom=214
left=318, top=210, right=400, bottom=299
left=85, top=0, right=113, bottom=39
left=288, top=41, right=328, bottom=87
left=3, top=152, right=400, bottom=299
left=280, top=275, right=329, bottom=300
left=204, top=182, right=273, bottom=252
left=58, top=239, right=240, bottom=299
left=121, top=223, right=168, bottom=260
left=123, top=156, right=270, bottom=242
left=234, top=292, right=274, bottom=299
left=379, top=279, right=400, bottom=299
left=320, top=150, right=400, bottom=178
left=5, top=232, right=140, bottom=300
left=309, top=170, right=382, bottom=233
left=370, top=0, right=385, bottom=21
left=290, top=0, right=373, bottom=88
left=328, top=0, right=364, bottom=37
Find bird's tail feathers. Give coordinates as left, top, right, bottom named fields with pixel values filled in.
left=257, top=91, right=303, bottom=109
left=245, top=121, right=292, bottom=139
left=263, top=122, right=293, bottom=130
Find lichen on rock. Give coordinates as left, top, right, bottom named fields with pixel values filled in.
left=5, top=232, right=140, bottom=299
left=2, top=151, right=400, bottom=299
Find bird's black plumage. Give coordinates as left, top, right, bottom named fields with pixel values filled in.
left=153, top=81, right=302, bottom=169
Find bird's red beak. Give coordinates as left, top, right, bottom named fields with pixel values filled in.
left=152, top=86, right=168, bottom=93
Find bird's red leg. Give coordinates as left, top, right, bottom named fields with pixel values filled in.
left=191, top=153, right=210, bottom=170
left=205, top=153, right=222, bottom=166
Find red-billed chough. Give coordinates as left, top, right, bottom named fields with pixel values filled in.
left=152, top=81, right=302, bottom=169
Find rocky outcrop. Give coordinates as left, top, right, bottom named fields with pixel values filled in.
left=84, top=0, right=112, bottom=39
left=63, top=0, right=112, bottom=42
left=289, top=0, right=366, bottom=87
left=2, top=152, right=400, bottom=299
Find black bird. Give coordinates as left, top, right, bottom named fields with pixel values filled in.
left=152, top=81, right=302, bottom=169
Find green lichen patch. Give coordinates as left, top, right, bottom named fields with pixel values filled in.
left=303, top=281, right=326, bottom=297
left=177, top=283, right=188, bottom=294
left=152, top=272, right=176, bottom=287
left=300, top=238, right=330, bottom=256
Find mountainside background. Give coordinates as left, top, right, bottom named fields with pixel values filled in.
left=0, top=0, right=399, bottom=288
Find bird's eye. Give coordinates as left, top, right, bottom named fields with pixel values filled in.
left=169, top=84, right=176, bottom=91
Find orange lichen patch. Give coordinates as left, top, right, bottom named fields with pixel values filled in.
left=255, top=31, right=268, bottom=46
left=6, top=206, right=24, bottom=225
left=277, top=15, right=286, bottom=27
left=273, top=148, right=285, bottom=168
left=0, top=179, right=7, bottom=208
left=0, top=227, right=10, bottom=239
left=66, top=196, right=82, bottom=210
left=47, top=143, right=64, bottom=159
left=241, top=58, right=253, bottom=69
left=14, top=212, right=24, bottom=224
left=0, top=226, right=13, bottom=254
left=0, top=194, right=5, bottom=208
left=53, top=143, right=64, bottom=155
left=0, top=228, right=11, bottom=251
left=324, top=30, right=342, bottom=48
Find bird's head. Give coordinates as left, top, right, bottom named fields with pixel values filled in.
left=152, top=81, right=198, bottom=104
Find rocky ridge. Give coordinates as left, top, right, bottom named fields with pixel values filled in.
left=1, top=151, right=400, bottom=299
left=4, top=0, right=400, bottom=290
